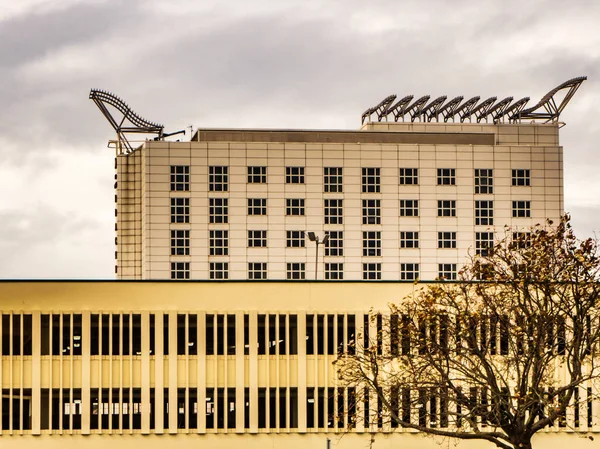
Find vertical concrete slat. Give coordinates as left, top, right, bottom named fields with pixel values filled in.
left=32, top=312, right=41, bottom=434
left=141, top=312, right=150, bottom=434
left=155, top=312, right=164, bottom=434
left=249, top=311, right=258, bottom=433
left=235, top=311, right=244, bottom=433
left=81, top=311, right=91, bottom=434
left=197, top=312, right=206, bottom=434
left=298, top=312, right=307, bottom=432
left=168, top=312, right=177, bottom=433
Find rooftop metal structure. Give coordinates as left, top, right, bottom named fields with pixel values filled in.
left=361, top=77, right=587, bottom=125
left=89, top=89, right=165, bottom=154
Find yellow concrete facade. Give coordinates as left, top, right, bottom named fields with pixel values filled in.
left=116, top=121, right=563, bottom=281
left=0, top=281, right=597, bottom=449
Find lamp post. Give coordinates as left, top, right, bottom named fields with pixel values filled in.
left=307, top=232, right=329, bottom=280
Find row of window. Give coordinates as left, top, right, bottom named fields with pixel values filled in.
left=5, top=384, right=594, bottom=432
left=176, top=197, right=530, bottom=224
left=172, top=230, right=497, bottom=260
left=172, top=261, right=458, bottom=281
left=171, top=166, right=532, bottom=193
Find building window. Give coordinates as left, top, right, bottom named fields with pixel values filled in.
left=362, top=199, right=381, bottom=225
left=437, top=168, right=456, bottom=186
left=363, top=231, right=381, bottom=257
left=210, top=262, right=228, bottom=280
left=286, top=263, right=306, bottom=280
left=325, top=263, right=344, bottom=280
left=399, top=200, right=419, bottom=217
left=286, top=167, right=305, bottom=184
left=171, top=230, right=190, bottom=256
left=325, top=231, right=343, bottom=256
left=363, top=263, right=381, bottom=280
left=209, top=198, right=228, bottom=224
left=512, top=201, right=531, bottom=218
left=248, top=198, right=267, bottom=215
left=512, top=232, right=531, bottom=248
left=170, top=165, right=189, bottom=191
left=248, top=230, right=267, bottom=248
left=362, top=168, right=380, bottom=193
left=248, top=166, right=267, bottom=184
left=475, top=169, right=493, bottom=194
left=170, top=197, right=190, bottom=223
left=438, top=263, right=457, bottom=280
left=438, top=231, right=457, bottom=249
left=476, top=232, right=494, bottom=256
left=209, top=230, right=228, bottom=256
left=324, top=167, right=343, bottom=193
left=399, top=231, right=419, bottom=249
left=209, top=166, right=228, bottom=192
left=512, top=169, right=530, bottom=186
left=475, top=200, right=494, bottom=225
left=248, top=263, right=267, bottom=280
left=400, top=263, right=419, bottom=281
left=171, top=262, right=190, bottom=280
left=399, top=168, right=418, bottom=185
left=324, top=199, right=343, bottom=224
left=286, top=199, right=305, bottom=216
left=437, top=200, right=456, bottom=217
left=286, top=230, right=305, bottom=248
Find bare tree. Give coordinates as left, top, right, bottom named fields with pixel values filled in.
left=336, top=216, right=600, bottom=449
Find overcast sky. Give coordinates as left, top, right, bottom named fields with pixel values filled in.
left=0, top=0, right=598, bottom=278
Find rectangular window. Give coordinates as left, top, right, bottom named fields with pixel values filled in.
left=286, top=166, right=305, bottom=184
left=209, top=198, right=228, bottom=224
left=324, top=199, right=343, bottom=224
left=248, top=198, right=267, bottom=215
left=363, top=263, right=381, bottom=280
left=209, top=166, right=228, bottom=192
left=209, top=230, right=228, bottom=255
left=248, top=230, right=267, bottom=248
left=438, top=263, right=457, bottom=280
left=286, top=198, right=305, bottom=216
left=171, top=230, right=190, bottom=256
left=437, top=168, right=456, bottom=186
left=248, top=166, right=267, bottom=184
left=399, top=200, right=419, bottom=217
left=170, top=165, right=189, bottom=191
left=438, top=232, right=457, bottom=249
left=475, top=200, right=494, bottom=225
left=437, top=200, right=456, bottom=217
left=512, top=200, right=531, bottom=218
left=476, top=232, right=494, bottom=256
left=170, top=197, right=189, bottom=223
left=399, top=231, right=419, bottom=249
left=362, top=231, right=381, bottom=257
left=512, top=232, right=531, bottom=248
left=325, top=231, right=343, bottom=256
left=512, top=169, right=530, bottom=186
left=362, top=167, right=380, bottom=193
left=325, top=263, right=344, bottom=280
left=209, top=262, right=228, bottom=280
left=399, top=168, right=418, bottom=185
left=324, top=167, right=343, bottom=193
left=475, top=169, right=493, bottom=194
left=248, top=262, right=267, bottom=280
left=171, top=262, right=190, bottom=280
left=400, top=263, right=419, bottom=281
left=286, top=230, right=305, bottom=248
left=286, top=263, right=306, bottom=280
left=362, top=199, right=381, bottom=224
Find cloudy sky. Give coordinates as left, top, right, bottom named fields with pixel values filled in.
left=0, top=0, right=598, bottom=278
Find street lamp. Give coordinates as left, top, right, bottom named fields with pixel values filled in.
left=306, top=232, right=329, bottom=280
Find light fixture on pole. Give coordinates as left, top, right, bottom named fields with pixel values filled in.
left=307, top=232, right=329, bottom=280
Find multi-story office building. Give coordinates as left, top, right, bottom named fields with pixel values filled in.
left=116, top=121, right=563, bottom=281
left=0, top=79, right=592, bottom=448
